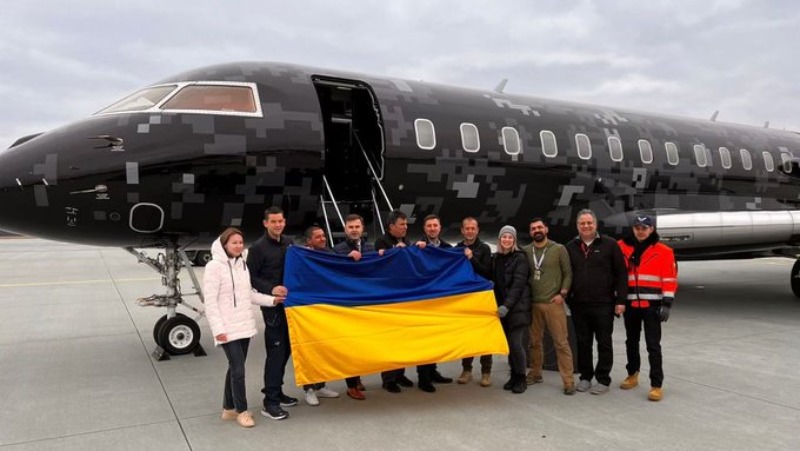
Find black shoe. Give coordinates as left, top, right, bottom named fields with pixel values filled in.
left=382, top=381, right=402, bottom=393
left=261, top=405, right=289, bottom=420
left=503, top=377, right=514, bottom=391
left=418, top=382, right=437, bottom=393
left=396, top=374, right=414, bottom=387
left=432, top=371, right=453, bottom=384
left=279, top=394, right=298, bottom=407
left=512, top=375, right=527, bottom=394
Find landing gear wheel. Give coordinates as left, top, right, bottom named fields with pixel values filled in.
left=193, top=251, right=212, bottom=266
left=152, top=313, right=188, bottom=347
left=157, top=315, right=201, bottom=355
left=791, top=260, right=800, bottom=298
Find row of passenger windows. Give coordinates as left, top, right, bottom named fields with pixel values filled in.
left=413, top=119, right=794, bottom=173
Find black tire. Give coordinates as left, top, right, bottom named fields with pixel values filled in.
left=152, top=313, right=188, bottom=346
left=791, top=260, right=800, bottom=298
left=157, top=315, right=201, bottom=355
left=193, top=251, right=212, bottom=267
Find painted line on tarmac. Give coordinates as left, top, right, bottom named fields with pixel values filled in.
left=0, top=277, right=160, bottom=288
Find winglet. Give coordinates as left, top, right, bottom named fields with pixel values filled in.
left=494, top=78, right=508, bottom=94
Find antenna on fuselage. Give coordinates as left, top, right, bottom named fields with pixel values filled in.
left=494, top=78, right=508, bottom=94
left=764, top=121, right=770, bottom=129
left=709, top=110, right=719, bottom=122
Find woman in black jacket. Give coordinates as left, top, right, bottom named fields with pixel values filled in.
left=493, top=225, right=532, bottom=394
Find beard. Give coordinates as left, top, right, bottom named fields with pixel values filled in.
left=533, top=232, right=546, bottom=242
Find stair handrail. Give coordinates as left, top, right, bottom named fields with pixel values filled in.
left=321, top=175, right=346, bottom=231
left=371, top=188, right=386, bottom=235
left=353, top=133, right=394, bottom=212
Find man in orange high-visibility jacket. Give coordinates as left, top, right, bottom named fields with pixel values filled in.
left=617, top=215, right=677, bottom=402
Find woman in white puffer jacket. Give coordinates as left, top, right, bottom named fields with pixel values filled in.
left=204, top=227, right=282, bottom=428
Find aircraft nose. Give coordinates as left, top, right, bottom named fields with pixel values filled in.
left=0, top=141, right=53, bottom=235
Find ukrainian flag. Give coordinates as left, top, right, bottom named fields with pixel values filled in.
left=284, top=246, right=508, bottom=386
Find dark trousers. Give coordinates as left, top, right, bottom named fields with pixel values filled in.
left=303, top=383, right=325, bottom=390
left=624, top=306, right=663, bottom=387
left=417, top=364, right=435, bottom=383
left=571, top=305, right=615, bottom=386
left=381, top=369, right=403, bottom=383
left=502, top=321, right=528, bottom=376
left=345, top=376, right=360, bottom=389
left=222, top=338, right=250, bottom=413
left=261, top=306, right=291, bottom=407
left=461, top=355, right=493, bottom=373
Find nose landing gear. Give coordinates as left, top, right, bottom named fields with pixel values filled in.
left=125, top=244, right=206, bottom=360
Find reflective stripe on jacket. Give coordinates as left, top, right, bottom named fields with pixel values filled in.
left=618, top=238, right=677, bottom=308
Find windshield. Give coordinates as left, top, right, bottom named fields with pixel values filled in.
left=161, top=85, right=256, bottom=112
left=97, top=85, right=178, bottom=114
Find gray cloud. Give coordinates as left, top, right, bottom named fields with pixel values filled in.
left=2, top=0, right=799, bottom=148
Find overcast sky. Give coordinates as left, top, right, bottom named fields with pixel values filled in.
left=1, top=0, right=798, bottom=149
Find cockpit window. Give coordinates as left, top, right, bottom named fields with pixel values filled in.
left=98, top=85, right=177, bottom=113
left=161, top=85, right=256, bottom=113
left=96, top=82, right=262, bottom=117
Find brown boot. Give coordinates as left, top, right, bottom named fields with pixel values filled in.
left=620, top=372, right=639, bottom=390
left=221, top=409, right=238, bottom=420
left=648, top=387, right=663, bottom=401
left=236, top=411, right=255, bottom=428
left=457, top=370, right=473, bottom=384
left=480, top=373, right=492, bottom=387
left=525, top=370, right=543, bottom=385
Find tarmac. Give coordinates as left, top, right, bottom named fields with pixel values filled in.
left=0, top=238, right=799, bottom=451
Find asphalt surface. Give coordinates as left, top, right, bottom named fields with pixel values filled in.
left=0, top=238, right=798, bottom=450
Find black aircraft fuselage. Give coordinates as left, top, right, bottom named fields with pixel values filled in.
left=2, top=61, right=800, bottom=260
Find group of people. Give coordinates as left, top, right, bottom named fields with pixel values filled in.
left=203, top=206, right=677, bottom=428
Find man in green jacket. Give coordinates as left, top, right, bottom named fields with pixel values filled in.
left=521, top=218, right=576, bottom=395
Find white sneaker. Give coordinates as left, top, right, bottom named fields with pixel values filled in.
left=590, top=383, right=610, bottom=395
left=316, top=387, right=340, bottom=398
left=304, top=389, right=319, bottom=406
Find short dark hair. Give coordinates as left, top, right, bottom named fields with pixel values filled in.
left=304, top=225, right=324, bottom=242
left=386, top=209, right=407, bottom=227
left=529, top=217, right=546, bottom=226
left=461, top=216, right=478, bottom=228
left=345, top=214, right=364, bottom=225
left=423, top=214, right=440, bottom=225
left=264, top=206, right=284, bottom=219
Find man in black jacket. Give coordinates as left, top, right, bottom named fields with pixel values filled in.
left=332, top=214, right=373, bottom=400
left=374, top=210, right=414, bottom=393
left=454, top=217, right=494, bottom=386
left=334, top=213, right=375, bottom=261
left=413, top=214, right=454, bottom=392
left=565, top=209, right=627, bottom=395
left=415, top=214, right=453, bottom=249
left=247, top=206, right=297, bottom=420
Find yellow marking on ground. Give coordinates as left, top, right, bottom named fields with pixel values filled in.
left=0, top=277, right=160, bottom=288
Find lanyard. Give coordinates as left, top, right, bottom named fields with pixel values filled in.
left=532, top=246, right=547, bottom=271
left=580, top=241, right=592, bottom=259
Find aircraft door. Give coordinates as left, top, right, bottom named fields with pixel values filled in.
left=312, top=78, right=386, bottom=237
